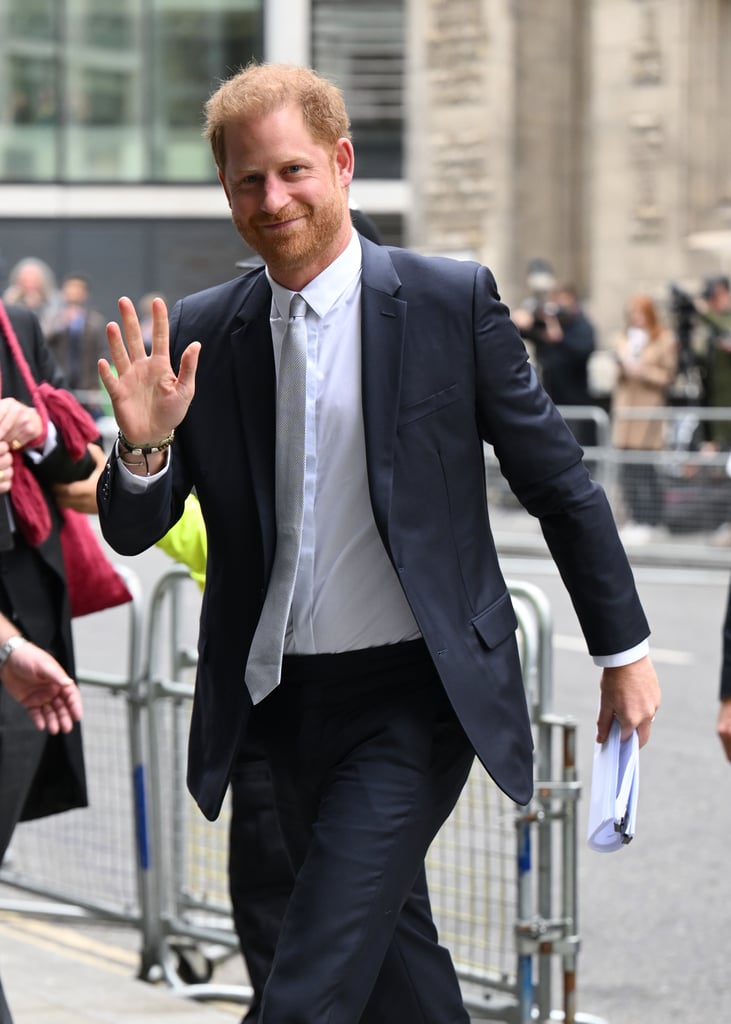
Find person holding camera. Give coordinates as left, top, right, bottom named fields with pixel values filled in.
left=696, top=275, right=731, bottom=447
left=513, top=281, right=597, bottom=447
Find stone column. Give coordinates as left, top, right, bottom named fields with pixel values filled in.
left=406, top=0, right=515, bottom=282
left=589, top=0, right=692, bottom=337
left=406, top=0, right=590, bottom=306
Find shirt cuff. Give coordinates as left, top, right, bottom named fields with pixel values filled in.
left=592, top=638, right=649, bottom=668
left=24, top=421, right=58, bottom=463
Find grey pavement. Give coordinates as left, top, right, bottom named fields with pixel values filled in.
left=0, top=903, right=240, bottom=1022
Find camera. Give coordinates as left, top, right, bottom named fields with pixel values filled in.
left=668, top=282, right=697, bottom=357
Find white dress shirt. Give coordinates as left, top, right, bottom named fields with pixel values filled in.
left=267, top=231, right=420, bottom=653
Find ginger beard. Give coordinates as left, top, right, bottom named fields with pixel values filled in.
left=232, top=165, right=349, bottom=277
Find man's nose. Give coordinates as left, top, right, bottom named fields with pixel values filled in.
left=260, top=175, right=290, bottom=215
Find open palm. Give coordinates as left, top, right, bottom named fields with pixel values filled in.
left=99, top=296, right=200, bottom=444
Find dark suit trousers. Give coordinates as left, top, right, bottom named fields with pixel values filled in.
left=229, top=736, right=294, bottom=1023
left=250, top=639, right=474, bottom=1024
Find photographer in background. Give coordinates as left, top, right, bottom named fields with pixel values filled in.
left=513, top=265, right=597, bottom=446
left=697, top=275, right=731, bottom=448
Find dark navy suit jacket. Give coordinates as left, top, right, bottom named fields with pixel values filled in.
left=98, top=236, right=649, bottom=820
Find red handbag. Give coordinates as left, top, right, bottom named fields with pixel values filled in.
left=59, top=508, right=132, bottom=618
left=0, top=299, right=131, bottom=615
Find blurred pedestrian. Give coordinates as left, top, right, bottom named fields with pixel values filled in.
left=0, top=301, right=97, bottom=878
left=611, top=293, right=678, bottom=544
left=696, top=275, right=731, bottom=448
left=513, top=280, right=598, bottom=447
left=3, top=257, right=62, bottom=338
left=0, top=608, right=83, bottom=1024
left=46, top=274, right=108, bottom=419
left=0, top=299, right=99, bottom=1024
left=0, top=611, right=83, bottom=733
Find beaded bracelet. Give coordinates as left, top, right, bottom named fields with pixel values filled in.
left=117, top=429, right=175, bottom=455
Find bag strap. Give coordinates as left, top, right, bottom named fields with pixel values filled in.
left=0, top=300, right=101, bottom=546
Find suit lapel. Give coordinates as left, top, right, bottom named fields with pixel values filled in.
left=226, top=245, right=406, bottom=564
left=229, top=272, right=278, bottom=572
left=360, top=242, right=405, bottom=538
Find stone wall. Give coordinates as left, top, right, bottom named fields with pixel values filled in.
left=408, top=0, right=731, bottom=344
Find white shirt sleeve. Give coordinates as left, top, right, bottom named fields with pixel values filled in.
left=592, top=638, right=649, bottom=668
left=24, top=421, right=58, bottom=462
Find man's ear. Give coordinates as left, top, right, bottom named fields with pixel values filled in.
left=334, top=138, right=355, bottom=189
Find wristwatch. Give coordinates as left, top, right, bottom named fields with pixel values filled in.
left=0, top=635, right=28, bottom=670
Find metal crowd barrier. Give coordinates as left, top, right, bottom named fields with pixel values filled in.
left=604, top=406, right=731, bottom=536
left=0, top=564, right=146, bottom=933
left=0, top=563, right=592, bottom=1023
left=137, top=569, right=588, bottom=1023
left=487, top=404, right=731, bottom=550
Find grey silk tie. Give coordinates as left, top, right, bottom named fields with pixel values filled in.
left=245, top=293, right=308, bottom=703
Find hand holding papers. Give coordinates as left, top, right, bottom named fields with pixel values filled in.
left=587, top=717, right=639, bottom=852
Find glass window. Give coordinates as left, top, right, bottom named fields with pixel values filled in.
left=8, top=0, right=56, bottom=41
left=311, top=0, right=404, bottom=179
left=2, top=0, right=59, bottom=180
left=61, top=0, right=145, bottom=181
left=151, top=0, right=263, bottom=182
left=0, top=0, right=263, bottom=183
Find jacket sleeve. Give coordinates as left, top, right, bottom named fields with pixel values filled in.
left=472, top=265, right=649, bottom=657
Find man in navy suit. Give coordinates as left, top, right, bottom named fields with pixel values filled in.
left=97, top=63, right=661, bottom=1024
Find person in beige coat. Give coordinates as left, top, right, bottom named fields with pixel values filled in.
left=611, top=293, right=678, bottom=543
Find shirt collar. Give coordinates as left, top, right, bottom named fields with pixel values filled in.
left=266, top=229, right=362, bottom=321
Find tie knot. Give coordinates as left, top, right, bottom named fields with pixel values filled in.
left=289, top=294, right=307, bottom=318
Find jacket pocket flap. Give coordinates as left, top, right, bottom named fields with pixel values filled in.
left=398, top=383, right=458, bottom=425
left=471, top=592, right=518, bottom=649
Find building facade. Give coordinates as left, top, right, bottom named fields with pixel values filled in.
left=410, top=0, right=731, bottom=346
left=1, top=0, right=729, bottom=347
left=0, top=0, right=406, bottom=320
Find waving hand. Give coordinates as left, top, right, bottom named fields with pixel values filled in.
left=99, top=296, right=200, bottom=447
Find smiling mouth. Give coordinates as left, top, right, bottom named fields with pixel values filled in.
left=260, top=218, right=301, bottom=231
left=256, top=208, right=308, bottom=231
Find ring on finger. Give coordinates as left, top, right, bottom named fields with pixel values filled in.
left=10, top=439, right=21, bottom=451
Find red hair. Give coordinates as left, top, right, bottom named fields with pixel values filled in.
left=627, top=294, right=663, bottom=339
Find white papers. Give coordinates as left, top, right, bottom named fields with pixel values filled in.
left=587, top=718, right=640, bottom=852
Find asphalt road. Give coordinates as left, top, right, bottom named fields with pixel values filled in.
left=503, top=556, right=731, bottom=1024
